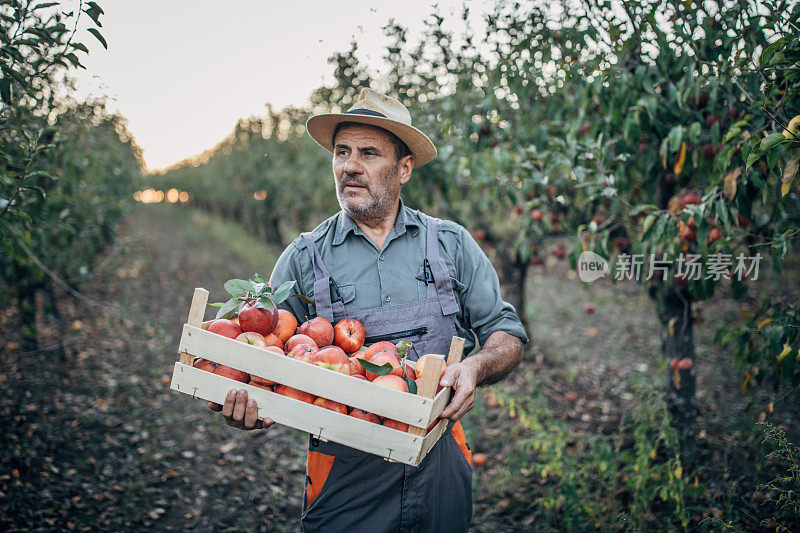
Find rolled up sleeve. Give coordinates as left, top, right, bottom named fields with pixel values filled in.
left=454, top=228, right=529, bottom=347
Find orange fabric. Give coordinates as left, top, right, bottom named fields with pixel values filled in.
left=450, top=421, right=472, bottom=465
left=305, top=451, right=335, bottom=509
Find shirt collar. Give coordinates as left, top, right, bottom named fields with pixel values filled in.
left=333, top=198, right=421, bottom=246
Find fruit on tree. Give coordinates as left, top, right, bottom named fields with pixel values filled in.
left=677, top=358, right=693, bottom=371
left=213, top=365, right=249, bottom=383
left=238, top=300, right=279, bottom=336
left=678, top=193, right=701, bottom=210
left=531, top=209, right=543, bottom=221
left=333, top=318, right=366, bottom=353
left=208, top=319, right=243, bottom=339
left=312, top=397, right=348, bottom=414
left=273, top=309, right=298, bottom=343
left=274, top=385, right=315, bottom=403
left=364, top=341, right=396, bottom=361
left=365, top=351, right=403, bottom=381
left=349, top=408, right=381, bottom=424
left=669, top=357, right=679, bottom=370
left=286, top=334, right=317, bottom=352
left=298, top=317, right=334, bottom=347
left=707, top=227, right=723, bottom=245
left=372, top=374, right=410, bottom=393
left=236, top=331, right=267, bottom=347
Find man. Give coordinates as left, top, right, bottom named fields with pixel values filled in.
left=210, top=88, right=528, bottom=532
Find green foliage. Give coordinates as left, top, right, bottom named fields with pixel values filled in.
left=211, top=273, right=295, bottom=319
left=0, top=1, right=140, bottom=349
left=756, top=421, right=800, bottom=530
left=490, top=380, right=692, bottom=530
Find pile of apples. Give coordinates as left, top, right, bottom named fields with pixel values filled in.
left=193, top=304, right=446, bottom=433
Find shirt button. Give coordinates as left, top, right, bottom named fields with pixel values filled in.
left=383, top=294, right=391, bottom=303
left=379, top=255, right=385, bottom=261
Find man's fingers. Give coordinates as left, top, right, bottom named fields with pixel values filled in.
left=243, top=398, right=259, bottom=428
left=221, top=389, right=237, bottom=418
left=207, top=401, right=222, bottom=412
left=262, top=417, right=275, bottom=428
left=232, top=389, right=248, bottom=422
left=440, top=366, right=460, bottom=388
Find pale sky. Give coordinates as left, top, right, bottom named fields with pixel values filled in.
left=68, top=0, right=486, bottom=171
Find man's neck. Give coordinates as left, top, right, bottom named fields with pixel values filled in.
left=349, top=200, right=401, bottom=250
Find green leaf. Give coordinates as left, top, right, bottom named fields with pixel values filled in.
left=84, top=5, right=103, bottom=26
left=257, top=296, right=276, bottom=312
left=86, top=28, right=107, bottom=49
left=406, top=377, right=418, bottom=395
left=250, top=273, right=267, bottom=283
left=224, top=278, right=251, bottom=296
left=0, top=78, right=11, bottom=103
left=356, top=358, right=393, bottom=376
left=746, top=148, right=765, bottom=169
left=271, top=280, right=295, bottom=304
left=215, top=297, right=240, bottom=320
left=32, top=2, right=60, bottom=10
left=209, top=302, right=224, bottom=307
left=760, top=36, right=790, bottom=66
left=760, top=132, right=787, bottom=152
left=642, top=214, right=656, bottom=236
left=396, top=339, right=412, bottom=358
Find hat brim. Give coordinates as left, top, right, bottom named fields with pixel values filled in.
left=306, top=113, right=437, bottom=168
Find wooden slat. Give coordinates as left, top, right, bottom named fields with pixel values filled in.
left=179, top=325, right=437, bottom=426
left=171, top=363, right=430, bottom=465
left=447, top=336, right=466, bottom=365
left=180, top=288, right=209, bottom=365
left=415, top=419, right=449, bottom=464
left=409, top=354, right=444, bottom=436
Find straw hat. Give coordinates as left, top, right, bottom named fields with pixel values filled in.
left=306, top=88, right=437, bottom=168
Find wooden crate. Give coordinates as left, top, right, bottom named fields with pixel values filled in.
left=170, top=288, right=465, bottom=466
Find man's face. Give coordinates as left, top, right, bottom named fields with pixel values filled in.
left=332, top=124, right=412, bottom=223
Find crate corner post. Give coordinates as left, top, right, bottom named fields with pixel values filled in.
left=179, top=287, right=209, bottom=365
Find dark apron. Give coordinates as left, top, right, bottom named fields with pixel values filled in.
left=299, top=215, right=473, bottom=533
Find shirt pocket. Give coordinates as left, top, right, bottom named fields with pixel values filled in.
left=415, top=266, right=465, bottom=298
left=335, top=282, right=356, bottom=307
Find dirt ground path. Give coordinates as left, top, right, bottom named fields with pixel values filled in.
left=2, top=203, right=795, bottom=531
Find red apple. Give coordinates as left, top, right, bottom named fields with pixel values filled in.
left=372, top=374, right=409, bottom=393
left=207, top=319, right=243, bottom=339
left=351, top=374, right=368, bottom=381
left=312, top=346, right=350, bottom=372
left=286, top=334, right=317, bottom=352
left=238, top=300, right=279, bottom=336
left=213, top=364, right=249, bottom=383
left=531, top=209, right=543, bottom=221
left=298, top=317, right=334, bottom=347
left=248, top=380, right=273, bottom=391
left=365, top=351, right=402, bottom=381
left=263, top=345, right=285, bottom=356
left=249, top=375, right=276, bottom=387
left=363, top=341, right=396, bottom=361
left=349, top=409, right=381, bottom=424
left=273, top=309, right=298, bottom=343
left=235, top=331, right=267, bottom=347
left=677, top=358, right=693, bottom=371
left=382, top=418, right=409, bottom=432
left=333, top=318, right=366, bottom=353
left=288, top=343, right=318, bottom=363
left=312, top=397, right=348, bottom=414
left=274, top=384, right=315, bottom=403
left=403, top=363, right=416, bottom=380
left=193, top=358, right=217, bottom=372
left=348, top=356, right=367, bottom=377
left=264, top=333, right=283, bottom=349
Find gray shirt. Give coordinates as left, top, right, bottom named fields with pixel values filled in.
left=269, top=199, right=529, bottom=355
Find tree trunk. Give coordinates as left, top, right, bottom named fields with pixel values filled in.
left=650, top=281, right=696, bottom=467
left=496, top=249, right=530, bottom=334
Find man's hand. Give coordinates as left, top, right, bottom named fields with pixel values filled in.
left=439, top=362, right=479, bottom=421
left=207, top=389, right=274, bottom=430
left=439, top=331, right=524, bottom=422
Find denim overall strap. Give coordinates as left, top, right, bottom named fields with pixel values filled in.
left=301, top=232, right=339, bottom=323
left=424, top=215, right=460, bottom=316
